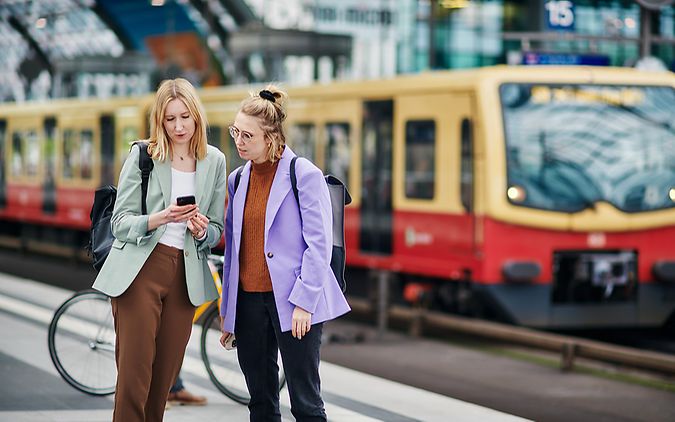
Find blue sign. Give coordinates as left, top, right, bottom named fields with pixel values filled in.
left=545, top=0, right=575, bottom=31
left=522, top=52, right=610, bottom=66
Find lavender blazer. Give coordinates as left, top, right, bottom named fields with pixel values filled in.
left=220, top=146, right=350, bottom=333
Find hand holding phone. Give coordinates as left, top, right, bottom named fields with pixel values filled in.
left=176, top=195, right=196, bottom=206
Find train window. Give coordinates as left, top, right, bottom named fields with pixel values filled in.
left=44, top=118, right=57, bottom=186
left=290, top=124, right=316, bottom=161
left=11, top=130, right=39, bottom=179
left=25, top=131, right=39, bottom=177
left=324, top=123, right=350, bottom=188
left=80, top=130, right=93, bottom=180
left=405, top=120, right=435, bottom=200
left=118, top=126, right=139, bottom=168
left=62, top=130, right=76, bottom=179
left=62, top=129, right=94, bottom=180
left=460, top=118, right=474, bottom=211
left=11, top=133, right=22, bottom=177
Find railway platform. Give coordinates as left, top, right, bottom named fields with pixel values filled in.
left=0, top=271, right=674, bottom=421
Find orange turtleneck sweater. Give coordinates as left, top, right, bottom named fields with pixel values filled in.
left=239, top=159, right=279, bottom=292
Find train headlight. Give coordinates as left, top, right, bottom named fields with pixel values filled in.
left=507, top=185, right=526, bottom=203
left=502, top=261, right=541, bottom=283
left=669, top=188, right=675, bottom=202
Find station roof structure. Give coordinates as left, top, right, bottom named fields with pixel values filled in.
left=0, top=0, right=350, bottom=101
left=0, top=0, right=258, bottom=101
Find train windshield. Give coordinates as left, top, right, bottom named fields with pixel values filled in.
left=500, top=83, right=675, bottom=213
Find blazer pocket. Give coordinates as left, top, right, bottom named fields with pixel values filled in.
left=112, top=239, right=126, bottom=249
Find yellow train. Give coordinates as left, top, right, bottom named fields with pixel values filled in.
left=1, top=65, right=674, bottom=328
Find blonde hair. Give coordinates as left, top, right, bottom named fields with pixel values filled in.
left=239, top=84, right=288, bottom=163
left=147, top=78, right=208, bottom=161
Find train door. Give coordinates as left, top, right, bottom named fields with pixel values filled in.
left=0, top=119, right=6, bottom=209
left=315, top=98, right=360, bottom=195
left=360, top=100, right=393, bottom=255
left=394, top=93, right=476, bottom=271
left=100, top=115, right=115, bottom=186
left=114, top=108, right=142, bottom=179
left=42, top=117, right=57, bottom=214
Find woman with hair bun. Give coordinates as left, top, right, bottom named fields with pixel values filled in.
left=219, top=85, right=350, bottom=421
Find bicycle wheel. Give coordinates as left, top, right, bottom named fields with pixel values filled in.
left=200, top=306, right=286, bottom=405
left=47, top=290, right=116, bottom=396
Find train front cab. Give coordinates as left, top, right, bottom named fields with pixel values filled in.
left=475, top=67, right=675, bottom=329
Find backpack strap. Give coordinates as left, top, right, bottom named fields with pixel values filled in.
left=234, top=165, right=244, bottom=193
left=290, top=156, right=300, bottom=205
left=133, top=141, right=154, bottom=215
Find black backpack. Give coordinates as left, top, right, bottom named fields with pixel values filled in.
left=88, top=142, right=153, bottom=271
left=234, top=157, right=351, bottom=292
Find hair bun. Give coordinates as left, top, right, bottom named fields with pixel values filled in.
left=259, top=90, right=276, bottom=102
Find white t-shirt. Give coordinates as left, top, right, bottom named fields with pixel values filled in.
left=159, top=168, right=196, bottom=250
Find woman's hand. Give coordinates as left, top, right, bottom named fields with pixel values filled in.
left=187, top=212, right=209, bottom=239
left=220, top=331, right=234, bottom=349
left=164, top=203, right=198, bottom=224
left=148, top=203, right=198, bottom=231
left=291, top=306, right=312, bottom=340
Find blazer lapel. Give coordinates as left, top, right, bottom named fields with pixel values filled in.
left=264, top=149, right=293, bottom=237
left=195, top=157, right=208, bottom=206
left=155, top=158, right=172, bottom=208
left=232, top=162, right=251, bottom=254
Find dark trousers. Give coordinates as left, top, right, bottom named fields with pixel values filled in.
left=111, top=243, right=195, bottom=422
left=235, top=290, right=326, bottom=422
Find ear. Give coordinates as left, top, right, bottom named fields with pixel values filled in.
left=265, top=132, right=277, bottom=145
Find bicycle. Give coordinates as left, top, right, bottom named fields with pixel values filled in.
left=47, top=255, right=286, bottom=404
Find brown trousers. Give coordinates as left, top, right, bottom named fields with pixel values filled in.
left=111, top=243, right=195, bottom=422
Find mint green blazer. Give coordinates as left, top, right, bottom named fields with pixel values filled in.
left=92, top=143, right=226, bottom=306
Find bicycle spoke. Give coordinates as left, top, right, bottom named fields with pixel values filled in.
left=48, top=291, right=117, bottom=396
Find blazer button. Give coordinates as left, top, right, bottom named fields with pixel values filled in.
left=185, top=251, right=189, bottom=257
left=267, top=252, right=273, bottom=258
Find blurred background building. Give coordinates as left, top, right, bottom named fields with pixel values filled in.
left=0, top=0, right=673, bottom=103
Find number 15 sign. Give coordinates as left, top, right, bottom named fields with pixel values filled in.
left=545, top=0, right=575, bottom=31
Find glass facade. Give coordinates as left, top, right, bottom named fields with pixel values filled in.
left=398, top=0, right=675, bottom=72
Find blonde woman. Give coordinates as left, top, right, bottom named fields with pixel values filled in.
left=93, top=78, right=227, bottom=421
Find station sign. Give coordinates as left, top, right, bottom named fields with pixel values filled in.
left=522, top=52, right=609, bottom=66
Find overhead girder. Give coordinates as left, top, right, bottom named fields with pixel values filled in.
left=219, top=0, right=258, bottom=26
left=90, top=2, right=134, bottom=51
left=7, top=15, right=54, bottom=76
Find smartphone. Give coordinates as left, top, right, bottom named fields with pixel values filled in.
left=223, top=334, right=237, bottom=350
left=176, top=195, right=196, bottom=206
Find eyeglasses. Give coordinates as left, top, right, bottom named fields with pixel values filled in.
left=228, top=125, right=254, bottom=143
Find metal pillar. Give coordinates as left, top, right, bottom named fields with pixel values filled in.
left=639, top=7, right=653, bottom=58
left=376, top=271, right=391, bottom=340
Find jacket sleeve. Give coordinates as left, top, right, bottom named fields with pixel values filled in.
left=196, top=150, right=227, bottom=253
left=219, top=171, right=236, bottom=319
left=111, top=144, right=152, bottom=246
left=287, top=162, right=334, bottom=314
